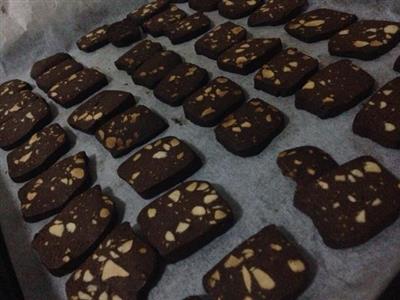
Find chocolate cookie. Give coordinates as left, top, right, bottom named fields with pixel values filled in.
left=353, top=77, right=400, bottom=148
left=66, top=222, right=158, bottom=300
left=137, top=181, right=234, bottom=262
left=118, top=136, right=202, bottom=199
left=31, top=53, right=72, bottom=79
left=114, top=40, right=163, bottom=74
left=35, top=58, right=84, bottom=92
left=77, top=25, right=109, bottom=52
left=68, top=90, right=135, bottom=134
left=394, top=55, right=400, bottom=72
left=248, top=0, right=308, bottom=27
left=132, top=51, right=183, bottom=88
left=218, top=0, right=263, bottom=19
left=217, top=38, right=282, bottom=75
left=203, top=225, right=311, bottom=300
left=18, top=152, right=90, bottom=222
left=254, top=48, right=319, bottom=96
left=96, top=105, right=168, bottom=158
left=166, top=12, right=212, bottom=44
left=215, top=99, right=285, bottom=157
left=32, top=185, right=116, bottom=276
left=285, top=9, right=357, bottom=43
left=195, top=22, right=247, bottom=60
left=143, top=5, right=187, bottom=37
left=329, top=20, right=400, bottom=60
left=107, top=18, right=142, bottom=47
left=294, top=156, right=400, bottom=248
left=48, top=68, right=108, bottom=108
left=154, top=63, right=209, bottom=106
left=277, top=146, right=338, bottom=185
left=127, top=0, right=170, bottom=25
left=183, top=76, right=245, bottom=127
left=295, top=60, right=375, bottom=119
left=189, top=0, right=219, bottom=12
left=0, top=79, right=32, bottom=101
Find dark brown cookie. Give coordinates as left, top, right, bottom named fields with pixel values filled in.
left=65, top=222, right=158, bottom=300
left=132, top=50, right=183, bottom=88
left=218, top=0, right=263, bottom=19
left=215, top=98, right=286, bottom=157
left=154, top=63, right=209, bottom=106
left=254, top=48, right=319, bottom=96
left=189, top=0, right=219, bottom=12
left=0, top=79, right=32, bottom=101
left=248, top=0, right=308, bottom=27
left=68, top=90, right=135, bottom=134
left=31, top=53, right=72, bottom=79
left=394, top=55, right=400, bottom=72
left=217, top=38, right=282, bottom=75
left=166, top=12, right=212, bottom=44
left=277, top=146, right=338, bottom=185
left=143, top=5, right=187, bottom=37
left=127, top=0, right=170, bottom=25
left=183, top=76, right=245, bottom=127
left=285, top=9, right=357, bottom=43
left=118, top=136, right=202, bottom=199
left=7, top=123, right=70, bottom=183
left=294, top=156, right=400, bottom=248
left=137, top=180, right=234, bottom=262
left=194, top=22, right=247, bottom=60
left=295, top=60, right=375, bottom=119
left=114, top=39, right=163, bottom=74
left=32, top=185, right=116, bottom=276
left=77, top=25, right=109, bottom=52
left=18, top=152, right=90, bottom=222
left=107, top=18, right=142, bottom=47
left=96, top=105, right=168, bottom=158
left=329, top=20, right=400, bottom=60
left=203, top=225, right=311, bottom=300
left=48, top=68, right=108, bottom=108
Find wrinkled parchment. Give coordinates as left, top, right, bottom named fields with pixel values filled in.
left=1, top=0, right=400, bottom=299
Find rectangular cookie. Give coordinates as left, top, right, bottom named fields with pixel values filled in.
left=35, top=58, right=84, bottom=92
left=143, top=5, right=187, bottom=37
left=30, top=53, right=72, bottom=79
left=0, top=90, right=39, bottom=125
left=217, top=38, right=282, bottom=75
left=203, top=225, right=311, bottom=300
left=294, top=156, right=400, bottom=248
left=194, top=21, right=247, bottom=60
left=215, top=99, right=286, bottom=157
left=66, top=222, right=158, bottom=300
left=18, top=152, right=90, bottom=222
left=254, top=48, right=319, bottom=96
left=295, top=59, right=375, bottom=119
left=0, top=79, right=32, bottom=101
left=48, top=68, right=108, bottom=108
left=154, top=63, right=209, bottom=106
left=107, top=18, right=142, bottom=47
left=114, top=39, right=163, bottom=74
left=68, top=90, right=136, bottom=134
left=77, top=25, right=109, bottom=52
left=218, top=0, right=263, bottom=19
left=183, top=76, right=245, bottom=127
left=32, top=185, right=116, bottom=276
left=118, top=136, right=203, bottom=199
left=96, top=105, right=168, bottom=158
left=7, top=123, right=70, bottom=183
left=166, top=12, right=212, bottom=44
left=127, top=0, right=170, bottom=25
left=189, top=0, right=219, bottom=12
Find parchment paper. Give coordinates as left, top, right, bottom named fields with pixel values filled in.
left=1, top=0, right=400, bottom=299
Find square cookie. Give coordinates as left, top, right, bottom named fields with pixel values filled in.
left=218, top=0, right=263, bottom=19
left=77, top=25, right=109, bottom=52
left=143, top=5, right=187, bottom=37
left=166, top=12, right=211, bottom=44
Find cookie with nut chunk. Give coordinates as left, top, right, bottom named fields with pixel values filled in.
left=68, top=90, right=136, bottom=134
left=143, top=5, right=187, bottom=37
left=215, top=99, right=286, bottom=157
left=7, top=123, right=70, bottom=183
left=32, top=185, right=116, bottom=276
left=77, top=25, right=109, bottom=52
left=183, top=76, right=245, bottom=127
left=118, top=136, right=202, bottom=199
left=295, top=60, right=375, bottom=119
left=285, top=9, right=357, bottom=43
left=0, top=79, right=32, bottom=101
left=31, top=53, right=72, bottom=80
left=203, top=225, right=311, bottom=300
left=189, top=0, right=219, bottom=12
left=218, top=0, right=263, bottom=20
left=166, top=12, right=212, bottom=44
left=294, top=156, right=400, bottom=248
left=127, top=0, right=170, bottom=25
left=254, top=48, right=318, bottom=97
left=353, top=77, right=400, bottom=148
left=138, top=181, right=234, bottom=262
left=329, top=20, right=400, bottom=60
left=66, top=222, right=158, bottom=300
left=195, top=22, right=247, bottom=60
left=96, top=105, right=168, bottom=158
left=18, top=152, right=90, bottom=222
left=217, top=38, right=282, bottom=75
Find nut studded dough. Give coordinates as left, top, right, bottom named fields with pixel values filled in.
left=0, top=79, right=32, bottom=101
left=137, top=181, right=234, bottom=262
left=218, top=0, right=263, bottom=20
left=76, top=25, right=110, bottom=53
left=31, top=53, right=72, bottom=79
left=294, top=156, right=400, bottom=248
left=203, top=225, right=311, bottom=300
left=143, top=5, right=187, bottom=37
left=66, top=222, right=158, bottom=300
left=127, top=0, right=170, bottom=25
